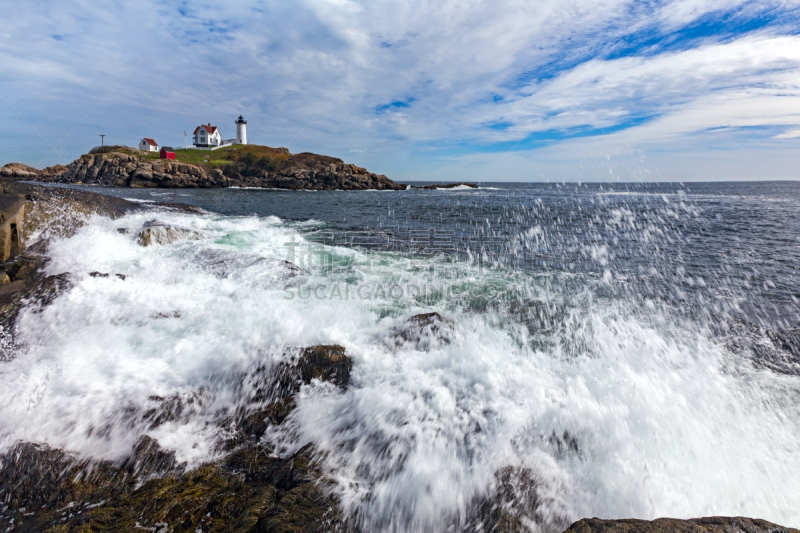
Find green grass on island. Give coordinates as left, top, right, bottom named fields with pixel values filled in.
left=88, top=144, right=346, bottom=173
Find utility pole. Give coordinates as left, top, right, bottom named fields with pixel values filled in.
left=100, top=134, right=106, bottom=148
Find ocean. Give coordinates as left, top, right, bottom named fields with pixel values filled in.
left=2, top=181, right=799, bottom=531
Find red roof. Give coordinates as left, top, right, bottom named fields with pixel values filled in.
left=193, top=124, right=218, bottom=135
left=143, top=138, right=158, bottom=146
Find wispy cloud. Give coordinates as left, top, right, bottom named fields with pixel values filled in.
left=1, top=0, right=798, bottom=180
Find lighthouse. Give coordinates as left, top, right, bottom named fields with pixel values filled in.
left=235, top=115, right=247, bottom=145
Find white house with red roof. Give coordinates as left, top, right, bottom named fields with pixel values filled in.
left=138, top=137, right=159, bottom=152
left=192, top=123, right=222, bottom=148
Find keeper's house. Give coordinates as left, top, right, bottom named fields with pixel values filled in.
left=192, top=124, right=222, bottom=148
left=138, top=138, right=159, bottom=152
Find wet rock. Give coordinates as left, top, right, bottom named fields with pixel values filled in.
left=2, top=347, right=353, bottom=527
left=464, top=466, right=553, bottom=533
left=463, top=465, right=573, bottom=533
left=0, top=264, right=72, bottom=337
left=89, top=271, right=127, bottom=281
left=152, top=310, right=181, bottom=319
left=713, top=317, right=800, bottom=375
left=0, top=269, right=70, bottom=361
left=237, top=345, right=352, bottom=440
left=549, top=430, right=580, bottom=457
left=28, top=272, right=73, bottom=309
left=0, top=183, right=139, bottom=337
left=137, top=220, right=206, bottom=246
left=5, top=256, right=37, bottom=281
left=226, top=444, right=348, bottom=533
left=0, top=442, right=123, bottom=531
left=249, top=345, right=352, bottom=400
left=18, top=181, right=140, bottom=242
left=565, top=517, right=799, bottom=533
left=387, top=312, right=456, bottom=351
left=239, top=397, right=298, bottom=439
left=296, top=345, right=352, bottom=388
left=133, top=391, right=210, bottom=431
left=120, top=435, right=183, bottom=478
left=412, top=182, right=479, bottom=190
left=192, top=248, right=306, bottom=289
left=0, top=440, right=348, bottom=532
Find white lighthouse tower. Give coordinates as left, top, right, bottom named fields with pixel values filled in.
left=235, top=115, right=247, bottom=145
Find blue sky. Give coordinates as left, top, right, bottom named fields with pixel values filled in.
left=1, top=0, right=799, bottom=181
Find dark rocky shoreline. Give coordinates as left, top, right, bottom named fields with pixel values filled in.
left=566, top=518, right=798, bottom=533
left=2, top=148, right=406, bottom=191
left=410, top=182, right=479, bottom=189
left=0, top=181, right=795, bottom=533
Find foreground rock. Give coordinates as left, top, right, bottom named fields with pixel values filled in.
left=22, top=147, right=405, bottom=191
left=237, top=345, right=351, bottom=439
left=464, top=465, right=571, bottom=533
left=387, top=312, right=456, bottom=351
left=137, top=220, right=207, bottom=246
left=0, top=182, right=141, bottom=342
left=565, top=517, right=799, bottom=533
left=0, top=344, right=354, bottom=533
left=0, top=441, right=347, bottom=532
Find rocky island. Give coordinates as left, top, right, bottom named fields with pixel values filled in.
left=1, top=144, right=406, bottom=191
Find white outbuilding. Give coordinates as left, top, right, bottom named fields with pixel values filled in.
left=138, top=138, right=159, bottom=152
left=193, top=124, right=222, bottom=147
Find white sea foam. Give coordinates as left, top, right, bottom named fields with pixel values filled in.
left=0, top=208, right=798, bottom=531
left=124, top=198, right=156, bottom=203
left=438, top=185, right=479, bottom=191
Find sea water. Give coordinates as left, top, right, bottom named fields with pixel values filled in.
left=1, top=182, right=799, bottom=531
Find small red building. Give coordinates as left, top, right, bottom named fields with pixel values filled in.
left=160, top=147, right=176, bottom=160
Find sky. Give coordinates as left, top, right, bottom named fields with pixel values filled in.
left=1, top=0, right=799, bottom=182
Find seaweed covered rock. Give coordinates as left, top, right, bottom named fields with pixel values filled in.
left=238, top=345, right=352, bottom=440
left=0, top=443, right=129, bottom=532
left=0, top=344, right=356, bottom=532
left=0, top=442, right=347, bottom=533
left=120, top=435, right=183, bottom=478
left=295, top=345, right=352, bottom=388
left=464, top=466, right=570, bottom=533
left=564, top=517, right=800, bottom=533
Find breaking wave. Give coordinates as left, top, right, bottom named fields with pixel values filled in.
left=0, top=198, right=799, bottom=531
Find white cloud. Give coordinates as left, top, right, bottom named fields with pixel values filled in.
left=1, top=0, right=799, bottom=180
left=774, top=128, right=800, bottom=138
